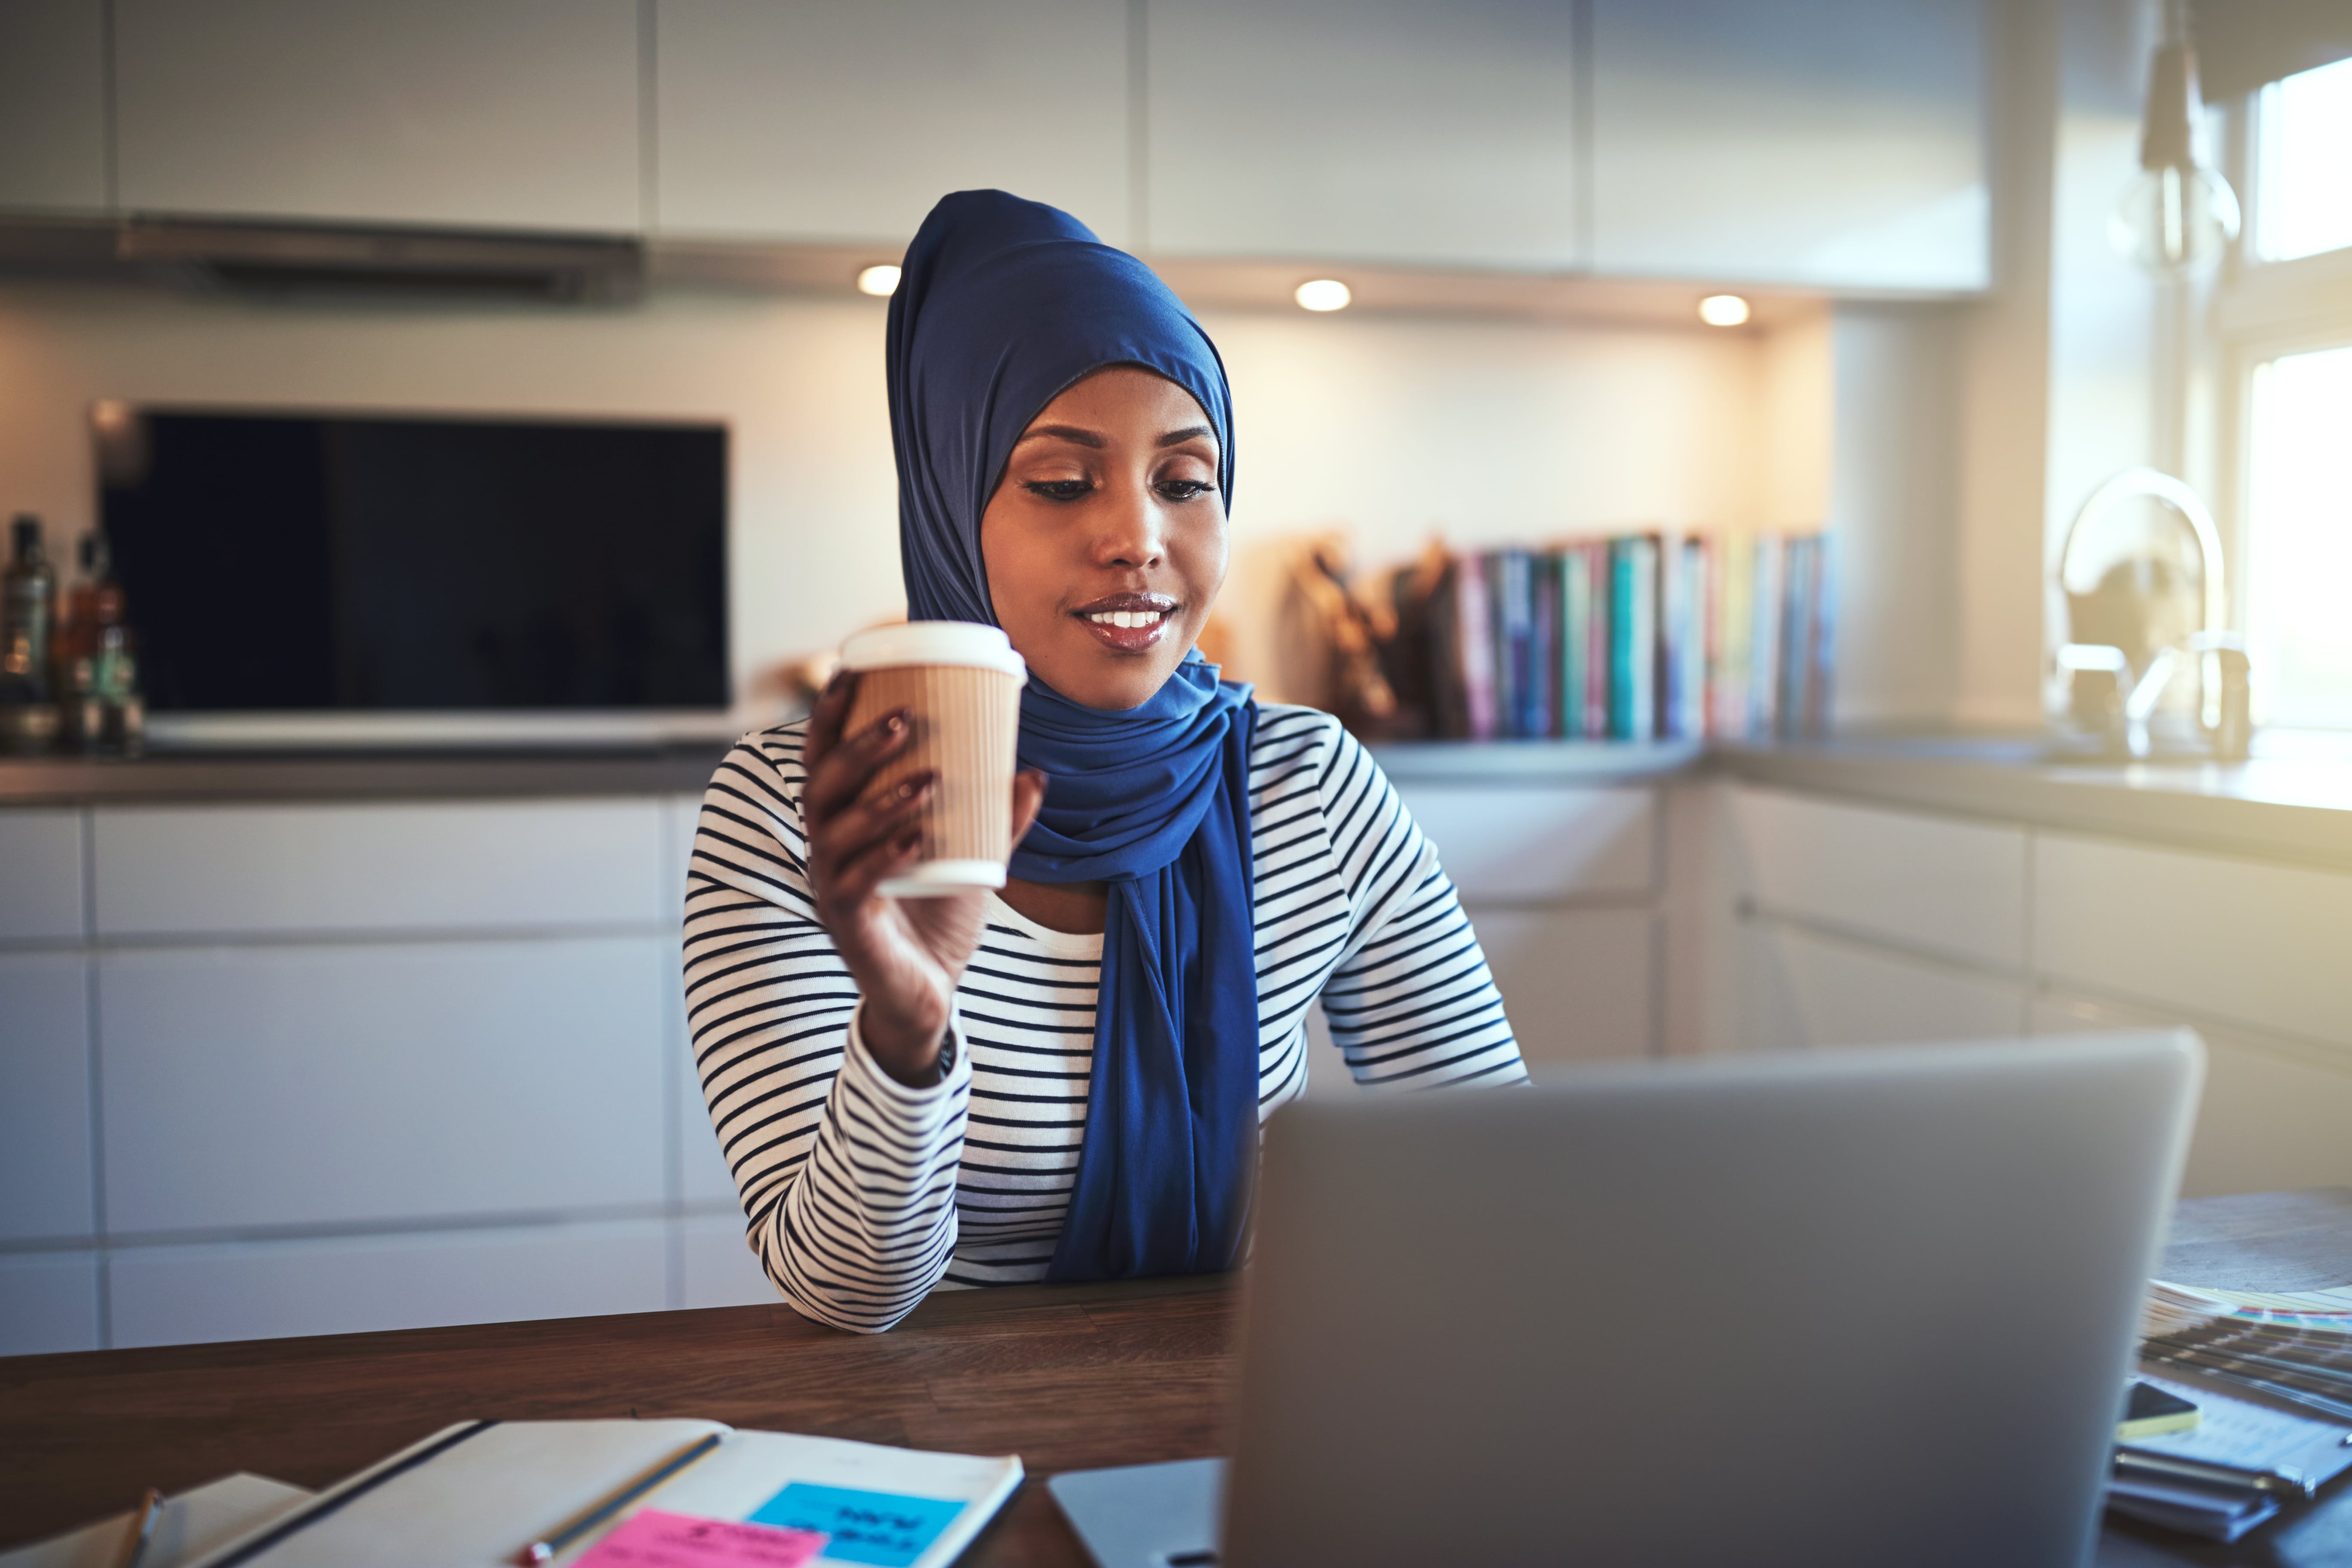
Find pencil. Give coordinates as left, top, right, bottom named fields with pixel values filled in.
left=113, top=1489, right=164, bottom=1568
left=514, top=1432, right=723, bottom=1565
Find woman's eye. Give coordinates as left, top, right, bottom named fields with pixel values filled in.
left=1024, top=479, right=1093, bottom=502
left=1156, top=479, right=1216, bottom=501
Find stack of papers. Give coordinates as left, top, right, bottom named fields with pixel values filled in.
left=2144, top=1279, right=2352, bottom=1339
left=2107, top=1368, right=2352, bottom=1542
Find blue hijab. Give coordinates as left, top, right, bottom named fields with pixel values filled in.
left=885, top=190, right=1259, bottom=1282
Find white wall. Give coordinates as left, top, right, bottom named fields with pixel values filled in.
left=0, top=279, right=1780, bottom=703
left=1828, top=305, right=1963, bottom=725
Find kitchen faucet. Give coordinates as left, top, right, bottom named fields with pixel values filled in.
left=2055, top=467, right=2251, bottom=760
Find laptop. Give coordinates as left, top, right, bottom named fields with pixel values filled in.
left=1049, top=1030, right=2203, bottom=1568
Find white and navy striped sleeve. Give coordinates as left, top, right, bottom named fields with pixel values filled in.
left=1303, top=716, right=1528, bottom=1089
left=681, top=725, right=969, bottom=1333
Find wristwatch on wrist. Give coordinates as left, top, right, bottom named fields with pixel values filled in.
left=927, top=1026, right=958, bottom=1086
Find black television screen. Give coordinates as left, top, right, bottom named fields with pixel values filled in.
left=96, top=406, right=728, bottom=713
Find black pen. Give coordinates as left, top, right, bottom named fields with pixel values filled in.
left=514, top=1432, right=723, bottom=1565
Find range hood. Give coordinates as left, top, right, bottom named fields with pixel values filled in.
left=0, top=215, right=644, bottom=303
left=116, top=217, right=645, bottom=302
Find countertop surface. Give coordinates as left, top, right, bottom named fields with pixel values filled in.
left=10, top=730, right=2352, bottom=870
left=0, top=744, right=736, bottom=805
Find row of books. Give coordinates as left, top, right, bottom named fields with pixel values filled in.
left=1416, top=533, right=1834, bottom=743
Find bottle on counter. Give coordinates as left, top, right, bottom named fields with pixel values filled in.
left=1, top=514, right=61, bottom=754
left=49, top=530, right=144, bottom=756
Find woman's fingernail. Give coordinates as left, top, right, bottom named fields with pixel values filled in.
left=885, top=713, right=907, bottom=735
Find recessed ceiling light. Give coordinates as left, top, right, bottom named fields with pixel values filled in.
left=1698, top=294, right=1751, bottom=327
left=1295, top=278, right=1352, bottom=312
left=856, top=264, right=902, bottom=297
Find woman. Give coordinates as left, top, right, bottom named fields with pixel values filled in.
left=687, top=190, right=1525, bottom=1333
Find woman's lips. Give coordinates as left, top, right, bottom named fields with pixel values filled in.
left=1073, top=595, right=1175, bottom=653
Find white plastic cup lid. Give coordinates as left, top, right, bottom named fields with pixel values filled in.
left=839, top=622, right=1028, bottom=682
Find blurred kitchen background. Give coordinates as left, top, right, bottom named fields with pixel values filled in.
left=3, top=0, right=2351, bottom=1355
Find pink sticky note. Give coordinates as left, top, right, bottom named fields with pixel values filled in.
left=572, top=1508, right=827, bottom=1568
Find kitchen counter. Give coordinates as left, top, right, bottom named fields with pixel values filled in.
left=1715, top=736, right=2352, bottom=871
left=0, top=744, right=733, bottom=805
left=9, top=732, right=2352, bottom=873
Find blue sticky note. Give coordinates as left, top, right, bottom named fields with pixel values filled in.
left=746, top=1482, right=964, bottom=1568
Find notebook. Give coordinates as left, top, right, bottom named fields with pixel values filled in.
left=0, top=1473, right=313, bottom=1568
left=179, top=1421, right=1022, bottom=1568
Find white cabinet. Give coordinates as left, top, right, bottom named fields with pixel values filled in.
left=1398, top=784, right=1653, bottom=902
left=1474, top=907, right=1654, bottom=1068
left=0, top=1252, right=101, bottom=1357
left=679, top=1212, right=778, bottom=1310
left=0, top=808, right=83, bottom=941
left=113, top=0, right=643, bottom=232
left=94, top=799, right=668, bottom=937
left=1391, top=781, right=1659, bottom=1066
left=100, top=936, right=669, bottom=1232
left=1591, top=0, right=1988, bottom=289
left=2034, top=992, right=2352, bottom=1200
left=1145, top=0, right=1582, bottom=269
left=0, top=954, right=94, bottom=1242
left=1741, top=919, right=2025, bottom=1053
left=108, top=1219, right=669, bottom=1349
left=0, top=0, right=107, bottom=211
left=656, top=0, right=1131, bottom=247
left=2034, top=834, right=2352, bottom=1051
left=1729, top=787, right=2025, bottom=969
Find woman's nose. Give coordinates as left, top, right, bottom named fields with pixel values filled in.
left=1090, top=476, right=1165, bottom=569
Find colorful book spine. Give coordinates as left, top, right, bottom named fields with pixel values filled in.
left=1609, top=537, right=1659, bottom=741
left=1456, top=551, right=1498, bottom=741
left=1711, top=534, right=1752, bottom=738
left=1750, top=535, right=1785, bottom=739
left=1673, top=536, right=1709, bottom=740
left=1531, top=552, right=1560, bottom=738
left=1584, top=541, right=1611, bottom=738
left=1559, top=549, right=1589, bottom=742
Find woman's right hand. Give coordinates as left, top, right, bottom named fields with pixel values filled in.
left=802, top=671, right=1045, bottom=1086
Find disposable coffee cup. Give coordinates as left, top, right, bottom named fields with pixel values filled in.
left=839, top=622, right=1028, bottom=898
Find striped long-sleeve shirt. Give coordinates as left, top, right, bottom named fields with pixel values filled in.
left=684, top=702, right=1526, bottom=1332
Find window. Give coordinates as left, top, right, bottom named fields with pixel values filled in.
left=2224, top=56, right=2352, bottom=731
left=2244, top=345, right=2352, bottom=728
left=2254, top=55, right=2352, bottom=263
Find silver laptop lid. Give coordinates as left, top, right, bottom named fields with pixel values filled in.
left=1223, top=1031, right=2203, bottom=1568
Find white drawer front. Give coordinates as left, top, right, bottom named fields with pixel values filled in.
left=0, top=952, right=94, bottom=1241
left=0, top=808, right=84, bottom=942
left=1397, top=785, right=1654, bottom=902
left=94, top=797, right=668, bottom=937
left=101, top=936, right=668, bottom=1232
left=0, top=1252, right=101, bottom=1357
left=1471, top=906, right=1655, bottom=1069
left=680, top=1212, right=777, bottom=1311
left=108, top=1219, right=668, bottom=1349
left=1730, top=788, right=2027, bottom=969
left=2034, top=992, right=2352, bottom=1198
left=1742, top=920, right=2027, bottom=1054
left=2035, top=834, right=2352, bottom=1049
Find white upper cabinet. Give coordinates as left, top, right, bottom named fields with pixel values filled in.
left=1591, top=0, right=1989, bottom=290
left=1145, top=0, right=1582, bottom=270
left=0, top=0, right=107, bottom=211
left=656, top=0, right=1132, bottom=247
left=113, top=0, right=643, bottom=232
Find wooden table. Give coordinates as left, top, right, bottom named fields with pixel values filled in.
left=6, top=1193, right=2351, bottom=1565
